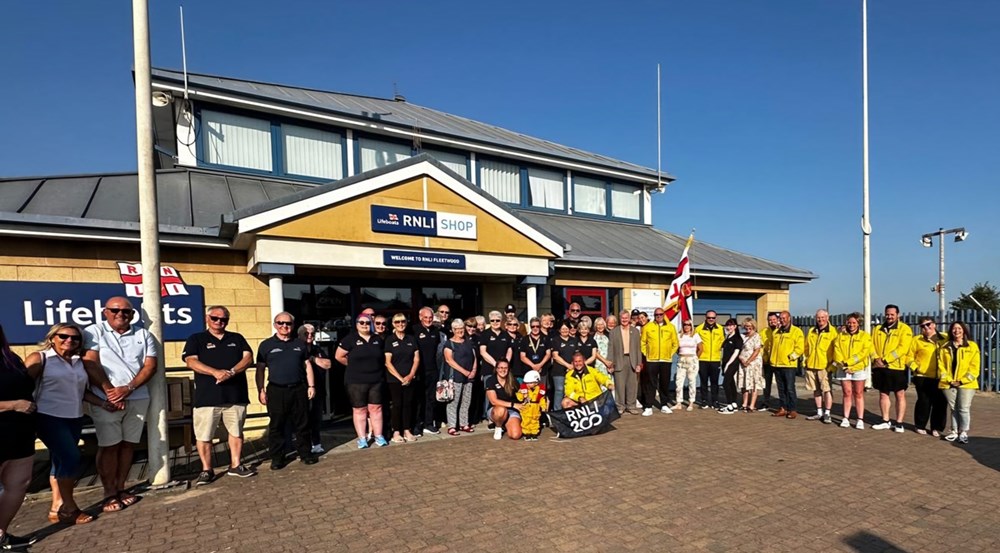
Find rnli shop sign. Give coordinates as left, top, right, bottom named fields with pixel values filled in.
left=383, top=250, right=467, bottom=270
left=371, top=205, right=477, bottom=240
left=0, top=281, right=205, bottom=345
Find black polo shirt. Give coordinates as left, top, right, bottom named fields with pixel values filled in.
left=257, top=335, right=309, bottom=386
left=479, top=329, right=512, bottom=376
left=385, top=333, right=418, bottom=378
left=484, top=374, right=517, bottom=405
left=339, top=332, right=385, bottom=384
left=577, top=335, right=597, bottom=363
left=518, top=334, right=549, bottom=375
left=551, top=336, right=581, bottom=372
left=507, top=333, right=524, bottom=378
left=182, top=330, right=252, bottom=407
left=411, top=324, right=441, bottom=375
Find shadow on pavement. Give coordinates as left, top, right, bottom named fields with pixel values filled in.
left=957, top=436, right=1000, bottom=472
left=842, top=530, right=907, bottom=552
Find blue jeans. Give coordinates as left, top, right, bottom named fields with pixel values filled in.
left=36, top=413, right=84, bottom=478
left=551, top=375, right=565, bottom=411
left=776, top=368, right=798, bottom=411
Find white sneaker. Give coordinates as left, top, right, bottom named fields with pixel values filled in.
left=944, top=431, right=958, bottom=442
left=839, top=418, right=851, bottom=428
left=805, top=413, right=823, bottom=421
left=719, top=406, right=735, bottom=415
left=642, top=408, right=653, bottom=417
left=855, top=420, right=865, bottom=430
left=686, top=404, right=693, bottom=412
left=660, top=405, right=673, bottom=414
left=958, top=432, right=969, bottom=444
left=635, top=400, right=643, bottom=409
left=493, top=427, right=503, bottom=440
left=310, top=443, right=325, bottom=454
left=893, top=424, right=904, bottom=433
left=871, top=421, right=892, bottom=430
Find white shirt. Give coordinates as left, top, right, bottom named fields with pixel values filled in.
left=83, top=321, right=157, bottom=400
left=678, top=334, right=703, bottom=357
left=36, top=349, right=89, bottom=418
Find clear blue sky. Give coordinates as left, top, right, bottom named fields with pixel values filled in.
left=2, top=1, right=997, bottom=315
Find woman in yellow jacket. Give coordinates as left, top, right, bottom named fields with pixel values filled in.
left=936, top=321, right=980, bottom=444
left=832, top=313, right=872, bottom=429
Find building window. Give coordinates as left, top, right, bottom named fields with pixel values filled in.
left=282, top=124, right=344, bottom=180
left=202, top=110, right=273, bottom=171
left=359, top=137, right=411, bottom=172
left=527, top=167, right=564, bottom=210
left=422, top=148, right=468, bottom=179
left=573, top=175, right=607, bottom=216
left=611, top=183, right=640, bottom=220
left=479, top=159, right=520, bottom=204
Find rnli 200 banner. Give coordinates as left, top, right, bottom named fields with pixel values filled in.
left=371, top=205, right=477, bottom=240
left=547, top=390, right=621, bottom=438
left=0, top=281, right=205, bottom=345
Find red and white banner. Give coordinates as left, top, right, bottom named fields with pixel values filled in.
left=663, top=233, right=694, bottom=333
left=116, top=262, right=190, bottom=298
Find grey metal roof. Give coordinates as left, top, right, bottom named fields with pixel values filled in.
left=151, top=68, right=674, bottom=183
left=0, top=169, right=312, bottom=234
left=514, top=210, right=816, bottom=281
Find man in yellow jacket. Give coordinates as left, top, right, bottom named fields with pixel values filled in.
left=562, top=352, right=614, bottom=408
left=759, top=313, right=780, bottom=410
left=871, top=304, right=913, bottom=432
left=804, top=309, right=838, bottom=424
left=768, top=310, right=804, bottom=419
left=695, top=311, right=725, bottom=408
left=640, top=308, right=679, bottom=415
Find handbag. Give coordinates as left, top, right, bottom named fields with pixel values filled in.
left=435, top=340, right=456, bottom=403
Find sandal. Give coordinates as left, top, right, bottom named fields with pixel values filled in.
left=390, top=435, right=405, bottom=444
left=461, top=425, right=475, bottom=433
left=57, top=508, right=94, bottom=525
left=447, top=428, right=459, bottom=436
left=101, top=496, right=124, bottom=513
left=47, top=510, right=59, bottom=523
left=118, top=491, right=139, bottom=507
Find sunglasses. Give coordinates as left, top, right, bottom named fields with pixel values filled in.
left=393, top=320, right=407, bottom=325
left=357, top=320, right=370, bottom=326
left=490, top=319, right=502, bottom=323
left=530, top=324, right=541, bottom=329
left=56, top=333, right=81, bottom=341
left=921, top=322, right=933, bottom=328
left=438, top=311, right=450, bottom=315
left=106, top=307, right=134, bottom=315
left=706, top=317, right=716, bottom=320
left=275, top=321, right=293, bottom=326
left=209, top=316, right=230, bottom=323
left=654, top=313, right=664, bottom=317
left=569, top=309, right=581, bottom=313
left=375, top=321, right=387, bottom=326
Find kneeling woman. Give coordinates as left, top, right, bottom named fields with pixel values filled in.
left=485, top=359, right=522, bottom=441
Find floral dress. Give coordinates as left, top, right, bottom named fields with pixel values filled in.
left=736, top=332, right=765, bottom=392
left=593, top=332, right=611, bottom=388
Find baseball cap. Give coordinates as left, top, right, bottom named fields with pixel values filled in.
left=523, top=370, right=541, bottom=384
left=631, top=309, right=642, bottom=317
left=504, top=303, right=516, bottom=314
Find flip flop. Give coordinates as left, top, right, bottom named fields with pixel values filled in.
left=101, top=496, right=124, bottom=513
left=118, top=491, right=139, bottom=507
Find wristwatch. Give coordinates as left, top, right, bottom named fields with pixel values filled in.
left=127, top=383, right=136, bottom=392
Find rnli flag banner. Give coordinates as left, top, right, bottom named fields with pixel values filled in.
left=663, top=233, right=694, bottom=333
left=117, top=262, right=190, bottom=298
left=547, top=390, right=620, bottom=438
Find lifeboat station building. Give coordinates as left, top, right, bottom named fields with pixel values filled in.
left=0, top=68, right=814, bottom=422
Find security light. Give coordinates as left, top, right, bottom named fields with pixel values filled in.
left=920, top=236, right=933, bottom=248
left=954, top=230, right=968, bottom=242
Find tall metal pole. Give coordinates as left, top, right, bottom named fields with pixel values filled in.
left=861, top=0, right=872, bottom=334
left=938, top=228, right=946, bottom=322
left=657, top=63, right=661, bottom=187
left=133, top=0, right=169, bottom=486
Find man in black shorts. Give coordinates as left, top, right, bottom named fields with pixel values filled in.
left=871, top=304, right=913, bottom=432
left=256, top=312, right=318, bottom=469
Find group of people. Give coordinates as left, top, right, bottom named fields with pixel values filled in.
left=0, top=298, right=983, bottom=549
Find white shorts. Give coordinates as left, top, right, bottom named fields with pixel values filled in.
left=88, top=398, right=150, bottom=447
left=837, top=369, right=869, bottom=382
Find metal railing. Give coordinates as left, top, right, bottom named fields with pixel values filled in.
left=791, top=310, right=999, bottom=392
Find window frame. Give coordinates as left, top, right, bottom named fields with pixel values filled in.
left=195, top=105, right=348, bottom=183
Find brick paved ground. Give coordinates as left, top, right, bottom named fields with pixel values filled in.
left=9, top=385, right=1000, bottom=553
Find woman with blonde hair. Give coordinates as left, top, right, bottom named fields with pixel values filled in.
left=736, top=318, right=765, bottom=412
left=833, top=313, right=873, bottom=429
left=671, top=320, right=702, bottom=411
left=26, top=323, right=111, bottom=525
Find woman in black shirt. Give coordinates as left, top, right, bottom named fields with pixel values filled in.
left=0, top=325, right=37, bottom=550
left=485, top=359, right=523, bottom=440
left=719, top=318, right=744, bottom=414
left=443, top=319, right=477, bottom=435
left=550, top=320, right=579, bottom=409
left=384, top=314, right=419, bottom=443
left=335, top=315, right=388, bottom=449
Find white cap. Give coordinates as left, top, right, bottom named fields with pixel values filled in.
left=523, top=370, right=541, bottom=384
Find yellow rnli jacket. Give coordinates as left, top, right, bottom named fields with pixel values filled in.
left=908, top=332, right=947, bottom=379
left=564, top=366, right=613, bottom=403
left=872, top=322, right=913, bottom=370
left=936, top=340, right=981, bottom=389
left=641, top=322, right=679, bottom=362
left=760, top=327, right=775, bottom=365
left=695, top=323, right=725, bottom=363
left=767, top=325, right=804, bottom=369
left=833, top=330, right=872, bottom=373
left=804, top=325, right=839, bottom=371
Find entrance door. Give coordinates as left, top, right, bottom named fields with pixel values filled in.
left=564, top=287, right=608, bottom=320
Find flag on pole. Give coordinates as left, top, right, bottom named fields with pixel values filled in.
left=116, top=262, right=190, bottom=298
left=663, top=233, right=694, bottom=333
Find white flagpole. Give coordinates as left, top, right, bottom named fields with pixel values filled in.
left=657, top=63, right=662, bottom=188
left=862, top=0, right=872, bottom=335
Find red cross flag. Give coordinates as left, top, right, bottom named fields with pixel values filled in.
left=663, top=233, right=694, bottom=333
left=117, top=262, right=190, bottom=298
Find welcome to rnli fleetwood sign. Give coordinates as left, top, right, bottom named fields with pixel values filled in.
left=371, top=205, right=477, bottom=240
left=0, top=263, right=205, bottom=345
